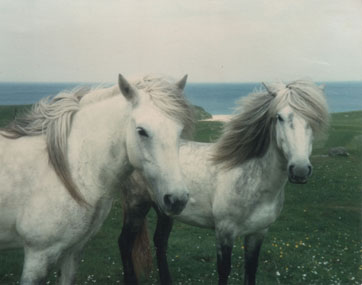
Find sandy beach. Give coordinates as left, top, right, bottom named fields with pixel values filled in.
left=201, top=114, right=232, bottom=122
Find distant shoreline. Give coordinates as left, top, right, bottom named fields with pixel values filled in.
left=200, top=110, right=362, bottom=122
left=201, top=115, right=232, bottom=122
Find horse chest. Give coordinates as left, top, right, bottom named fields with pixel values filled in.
left=214, top=184, right=284, bottom=236
left=242, top=198, right=282, bottom=233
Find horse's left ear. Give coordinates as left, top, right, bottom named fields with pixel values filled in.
left=118, top=74, right=138, bottom=103
left=176, top=74, right=188, bottom=90
left=262, top=82, right=285, bottom=97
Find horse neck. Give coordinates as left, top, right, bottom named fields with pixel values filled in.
left=225, top=138, right=288, bottom=198
left=68, top=96, right=133, bottom=201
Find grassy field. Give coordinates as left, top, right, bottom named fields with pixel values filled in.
left=0, top=106, right=361, bottom=284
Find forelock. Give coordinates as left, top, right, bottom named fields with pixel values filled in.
left=132, top=75, right=195, bottom=137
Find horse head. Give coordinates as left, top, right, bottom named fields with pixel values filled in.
left=119, top=74, right=192, bottom=215
left=264, top=81, right=329, bottom=184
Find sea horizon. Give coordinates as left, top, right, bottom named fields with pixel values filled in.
left=0, top=81, right=361, bottom=114
left=0, top=80, right=361, bottom=84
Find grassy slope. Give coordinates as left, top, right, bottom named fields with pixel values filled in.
left=0, top=108, right=361, bottom=284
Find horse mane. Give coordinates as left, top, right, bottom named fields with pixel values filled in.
left=1, top=88, right=92, bottom=205
left=212, top=90, right=275, bottom=169
left=212, top=79, right=329, bottom=169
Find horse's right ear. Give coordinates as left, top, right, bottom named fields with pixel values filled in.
left=118, top=74, right=138, bottom=103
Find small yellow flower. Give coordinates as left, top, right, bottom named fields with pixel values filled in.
left=295, top=244, right=299, bottom=248
left=286, top=243, right=290, bottom=247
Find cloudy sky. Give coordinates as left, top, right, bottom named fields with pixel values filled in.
left=0, top=0, right=361, bottom=83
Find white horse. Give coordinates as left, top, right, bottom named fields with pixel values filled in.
left=118, top=80, right=329, bottom=285
left=0, top=74, right=194, bottom=284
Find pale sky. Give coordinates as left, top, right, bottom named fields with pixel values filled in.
left=0, top=0, right=361, bottom=83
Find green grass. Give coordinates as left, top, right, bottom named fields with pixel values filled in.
left=0, top=105, right=31, bottom=127
left=0, top=108, right=361, bottom=284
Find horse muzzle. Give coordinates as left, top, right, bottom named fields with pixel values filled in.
left=288, top=163, right=312, bottom=184
left=163, top=192, right=189, bottom=216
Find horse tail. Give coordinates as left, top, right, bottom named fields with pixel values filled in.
left=132, top=217, right=153, bottom=279
left=121, top=195, right=153, bottom=279
left=121, top=171, right=153, bottom=279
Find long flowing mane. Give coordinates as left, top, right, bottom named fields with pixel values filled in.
left=1, top=88, right=91, bottom=205
left=0, top=75, right=194, bottom=205
left=212, top=79, right=329, bottom=169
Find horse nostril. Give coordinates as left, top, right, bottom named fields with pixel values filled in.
left=288, top=164, right=295, bottom=175
left=307, top=165, right=313, bottom=176
left=163, top=194, right=173, bottom=208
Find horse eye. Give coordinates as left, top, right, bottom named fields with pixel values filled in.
left=276, top=114, right=284, bottom=122
left=137, top=127, right=149, bottom=138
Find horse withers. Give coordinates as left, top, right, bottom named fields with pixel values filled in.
left=119, top=80, right=329, bottom=285
left=0, top=74, right=194, bottom=284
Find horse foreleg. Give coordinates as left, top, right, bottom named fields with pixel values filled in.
left=118, top=202, right=151, bottom=284
left=216, top=243, right=232, bottom=285
left=58, top=250, right=82, bottom=285
left=244, top=232, right=265, bottom=285
left=21, top=247, right=59, bottom=285
left=153, top=210, right=174, bottom=285
left=215, top=229, right=235, bottom=285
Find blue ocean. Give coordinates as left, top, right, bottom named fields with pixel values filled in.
left=0, top=82, right=361, bottom=114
